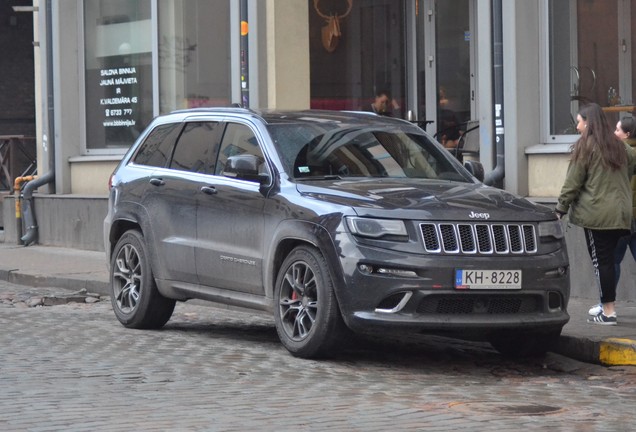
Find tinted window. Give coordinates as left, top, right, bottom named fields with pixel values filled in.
left=132, top=123, right=180, bottom=167
left=216, top=123, right=264, bottom=176
left=170, top=122, right=221, bottom=173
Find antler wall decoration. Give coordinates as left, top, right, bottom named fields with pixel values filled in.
left=313, top=0, right=353, bottom=53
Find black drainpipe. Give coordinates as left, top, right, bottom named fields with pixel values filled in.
left=484, top=0, right=505, bottom=187
left=21, top=0, right=56, bottom=246
left=240, top=0, right=249, bottom=108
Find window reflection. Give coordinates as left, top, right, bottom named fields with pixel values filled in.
left=549, top=0, right=632, bottom=136
left=84, top=0, right=152, bottom=150
left=158, top=0, right=231, bottom=113
left=309, top=0, right=406, bottom=119
left=435, top=1, right=471, bottom=148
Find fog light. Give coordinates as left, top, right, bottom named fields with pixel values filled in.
left=358, top=264, right=373, bottom=274
left=376, top=268, right=418, bottom=278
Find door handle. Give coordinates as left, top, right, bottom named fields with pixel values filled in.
left=200, top=186, right=217, bottom=195
left=149, top=178, right=165, bottom=186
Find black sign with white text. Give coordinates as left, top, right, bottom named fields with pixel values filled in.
left=85, top=56, right=152, bottom=150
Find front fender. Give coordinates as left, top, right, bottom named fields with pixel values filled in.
left=265, top=219, right=346, bottom=303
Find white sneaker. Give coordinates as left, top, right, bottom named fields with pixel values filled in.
left=588, top=303, right=602, bottom=316
left=587, top=312, right=617, bottom=326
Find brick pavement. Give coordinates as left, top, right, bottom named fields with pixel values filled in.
left=1, top=279, right=636, bottom=431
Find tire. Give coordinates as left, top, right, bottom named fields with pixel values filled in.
left=110, top=229, right=175, bottom=329
left=490, top=328, right=562, bottom=358
left=274, top=246, right=345, bottom=359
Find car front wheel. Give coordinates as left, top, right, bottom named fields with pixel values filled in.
left=274, top=246, right=345, bottom=358
left=110, top=229, right=175, bottom=329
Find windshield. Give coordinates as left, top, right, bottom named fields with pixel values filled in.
left=267, top=123, right=473, bottom=182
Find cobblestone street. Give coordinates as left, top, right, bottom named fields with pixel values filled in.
left=1, top=280, right=636, bottom=432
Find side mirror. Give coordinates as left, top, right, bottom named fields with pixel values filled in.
left=224, top=154, right=270, bottom=184
left=464, top=160, right=484, bottom=182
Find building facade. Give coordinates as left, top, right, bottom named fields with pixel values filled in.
left=4, top=0, right=636, bottom=251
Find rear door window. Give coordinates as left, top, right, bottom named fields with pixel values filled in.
left=170, top=121, right=222, bottom=174
left=132, top=123, right=181, bottom=167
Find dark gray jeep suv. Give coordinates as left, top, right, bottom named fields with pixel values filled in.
left=104, top=108, right=570, bottom=358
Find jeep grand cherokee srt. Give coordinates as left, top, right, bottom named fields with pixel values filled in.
left=104, top=108, right=570, bottom=358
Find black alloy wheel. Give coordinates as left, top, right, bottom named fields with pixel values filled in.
left=274, top=246, right=345, bottom=358
left=110, top=229, right=175, bottom=329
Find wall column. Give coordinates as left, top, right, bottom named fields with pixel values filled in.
left=264, top=0, right=310, bottom=110
left=501, top=0, right=541, bottom=196
left=52, top=1, right=81, bottom=194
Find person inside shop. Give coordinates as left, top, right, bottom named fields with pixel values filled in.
left=437, top=86, right=461, bottom=149
left=555, top=103, right=636, bottom=326
left=366, top=89, right=400, bottom=117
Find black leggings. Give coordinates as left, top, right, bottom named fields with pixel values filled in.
left=584, top=228, right=630, bottom=304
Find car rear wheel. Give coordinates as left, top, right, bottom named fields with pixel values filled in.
left=489, top=328, right=562, bottom=358
left=274, top=246, right=345, bottom=358
left=110, top=229, right=175, bottom=329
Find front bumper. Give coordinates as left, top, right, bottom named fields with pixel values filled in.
left=334, top=243, right=570, bottom=338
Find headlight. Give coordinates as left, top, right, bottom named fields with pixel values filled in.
left=346, top=217, right=408, bottom=239
left=538, top=219, right=564, bottom=239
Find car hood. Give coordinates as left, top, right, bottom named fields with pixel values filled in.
left=295, top=178, right=553, bottom=221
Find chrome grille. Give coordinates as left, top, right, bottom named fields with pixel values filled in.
left=420, top=222, right=538, bottom=255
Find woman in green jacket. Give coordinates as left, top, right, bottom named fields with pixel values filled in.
left=556, top=103, right=635, bottom=325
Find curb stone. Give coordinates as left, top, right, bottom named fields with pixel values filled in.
left=0, top=269, right=109, bottom=296
left=599, top=338, right=636, bottom=366
left=554, top=334, right=636, bottom=366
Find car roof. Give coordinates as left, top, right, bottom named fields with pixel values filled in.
left=166, top=107, right=414, bottom=127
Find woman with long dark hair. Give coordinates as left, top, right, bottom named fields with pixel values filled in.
left=556, top=103, right=636, bottom=325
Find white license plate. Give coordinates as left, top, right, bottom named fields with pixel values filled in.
left=455, top=269, right=522, bottom=290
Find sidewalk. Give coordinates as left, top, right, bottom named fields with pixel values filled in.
left=0, top=241, right=635, bottom=366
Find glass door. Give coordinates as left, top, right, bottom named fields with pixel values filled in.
left=417, top=0, right=477, bottom=148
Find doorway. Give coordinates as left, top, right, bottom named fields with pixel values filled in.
left=415, top=0, right=477, bottom=149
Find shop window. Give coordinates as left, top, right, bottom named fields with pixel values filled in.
left=84, top=0, right=153, bottom=151
left=158, top=1, right=232, bottom=113
left=549, top=0, right=634, bottom=137
left=309, top=0, right=407, bottom=118
left=433, top=0, right=472, bottom=148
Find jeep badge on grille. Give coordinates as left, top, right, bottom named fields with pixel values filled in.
left=469, top=211, right=490, bottom=219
